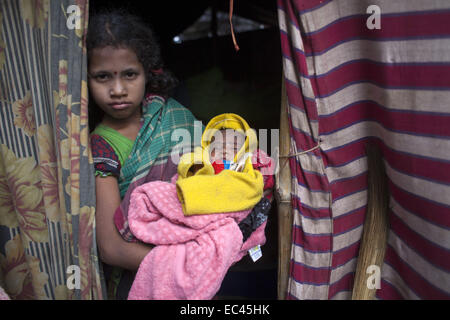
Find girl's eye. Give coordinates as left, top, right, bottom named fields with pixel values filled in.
left=124, top=71, right=138, bottom=79
left=93, top=73, right=110, bottom=82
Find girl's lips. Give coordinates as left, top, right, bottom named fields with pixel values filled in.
left=109, top=102, right=132, bottom=110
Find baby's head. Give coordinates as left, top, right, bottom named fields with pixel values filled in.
left=201, top=113, right=257, bottom=173
left=209, top=129, right=246, bottom=164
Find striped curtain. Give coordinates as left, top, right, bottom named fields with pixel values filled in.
left=278, top=0, right=450, bottom=299
left=0, top=0, right=104, bottom=299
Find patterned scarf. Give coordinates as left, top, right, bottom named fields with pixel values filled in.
left=118, top=95, right=199, bottom=198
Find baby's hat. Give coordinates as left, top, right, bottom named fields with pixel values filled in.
left=201, top=113, right=258, bottom=163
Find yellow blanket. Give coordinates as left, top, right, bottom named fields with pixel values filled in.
left=176, top=113, right=264, bottom=215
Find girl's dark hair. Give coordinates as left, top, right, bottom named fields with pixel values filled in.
left=86, top=9, right=178, bottom=129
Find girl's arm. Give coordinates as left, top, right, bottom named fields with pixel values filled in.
left=95, top=175, right=152, bottom=271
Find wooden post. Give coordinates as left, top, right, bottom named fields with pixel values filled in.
left=352, top=144, right=390, bottom=300
left=276, top=79, right=293, bottom=300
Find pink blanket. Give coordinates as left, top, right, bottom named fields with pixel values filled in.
left=0, top=286, right=9, bottom=300
left=127, top=178, right=267, bottom=300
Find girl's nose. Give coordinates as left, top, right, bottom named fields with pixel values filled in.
left=110, top=79, right=127, bottom=97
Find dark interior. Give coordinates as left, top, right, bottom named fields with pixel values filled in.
left=90, top=0, right=282, bottom=299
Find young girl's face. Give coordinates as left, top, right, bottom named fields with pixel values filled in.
left=88, top=46, right=146, bottom=124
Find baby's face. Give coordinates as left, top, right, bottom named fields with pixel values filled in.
left=209, top=129, right=245, bottom=163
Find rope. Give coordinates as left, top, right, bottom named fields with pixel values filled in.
left=229, top=0, right=240, bottom=51
left=275, top=141, right=321, bottom=202
left=278, top=141, right=321, bottom=158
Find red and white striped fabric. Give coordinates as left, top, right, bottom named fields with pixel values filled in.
left=278, top=0, right=450, bottom=299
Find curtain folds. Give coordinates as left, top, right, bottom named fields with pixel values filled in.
left=0, top=0, right=104, bottom=299
left=278, top=0, right=450, bottom=299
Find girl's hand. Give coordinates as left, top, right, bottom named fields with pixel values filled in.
left=95, top=175, right=152, bottom=270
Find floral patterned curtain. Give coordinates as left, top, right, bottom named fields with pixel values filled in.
left=0, top=0, right=104, bottom=299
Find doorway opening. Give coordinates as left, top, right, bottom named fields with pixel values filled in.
left=90, top=0, right=282, bottom=299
